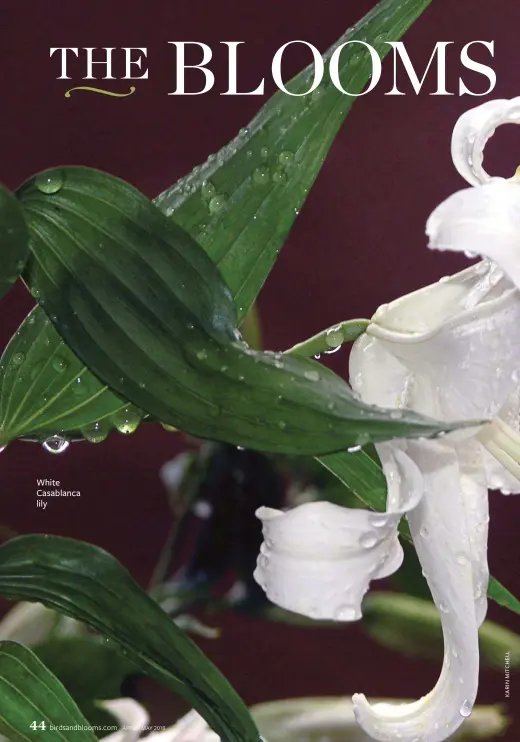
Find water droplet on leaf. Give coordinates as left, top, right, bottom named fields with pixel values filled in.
left=35, top=170, right=65, bottom=195
left=81, top=421, right=109, bottom=443
left=43, top=435, right=69, bottom=454
left=52, top=356, right=68, bottom=372
left=111, top=405, right=141, bottom=434
left=253, top=166, right=270, bottom=184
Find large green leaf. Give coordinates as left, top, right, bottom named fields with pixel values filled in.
left=155, top=0, right=433, bottom=321
left=319, top=448, right=520, bottom=616
left=0, top=640, right=97, bottom=742
left=0, top=535, right=260, bottom=742
left=0, top=306, right=127, bottom=445
left=34, top=637, right=138, bottom=735
left=18, top=167, right=458, bottom=454
left=0, top=184, right=29, bottom=301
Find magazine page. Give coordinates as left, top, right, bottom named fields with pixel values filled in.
left=0, top=1, right=518, bottom=740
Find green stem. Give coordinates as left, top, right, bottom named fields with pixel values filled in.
left=285, top=319, right=370, bottom=358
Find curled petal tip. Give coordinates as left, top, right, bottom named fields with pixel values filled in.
left=452, top=97, right=520, bottom=185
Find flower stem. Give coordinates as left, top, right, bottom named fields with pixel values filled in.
left=285, top=319, right=370, bottom=358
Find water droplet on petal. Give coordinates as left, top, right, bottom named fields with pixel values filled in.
left=43, top=435, right=69, bottom=454
left=439, top=602, right=449, bottom=613
left=35, top=169, right=65, bottom=194
left=360, top=531, right=378, bottom=549
left=420, top=526, right=429, bottom=538
left=334, top=604, right=357, bottom=621
left=370, top=513, right=389, bottom=528
left=390, top=409, right=403, bottom=420
left=459, top=699, right=473, bottom=718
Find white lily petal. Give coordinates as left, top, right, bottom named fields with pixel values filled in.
left=254, top=450, right=422, bottom=622
left=451, top=97, right=520, bottom=185
left=101, top=699, right=149, bottom=742
left=146, top=710, right=218, bottom=742
left=0, top=602, right=57, bottom=645
left=353, top=440, right=485, bottom=742
left=427, top=180, right=520, bottom=291
left=350, top=267, right=520, bottom=422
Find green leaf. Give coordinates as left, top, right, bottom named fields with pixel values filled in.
left=0, top=306, right=127, bottom=445
left=0, top=640, right=97, bottom=742
left=319, top=448, right=520, bottom=616
left=0, top=184, right=29, bottom=301
left=0, top=534, right=260, bottom=742
left=363, top=591, right=520, bottom=669
left=18, top=167, right=456, bottom=454
left=34, top=637, right=138, bottom=735
left=488, top=576, right=520, bottom=616
left=155, top=0, right=433, bottom=322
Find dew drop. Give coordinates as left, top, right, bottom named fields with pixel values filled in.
left=81, top=421, right=109, bottom=443
left=42, top=435, right=69, bottom=454
left=278, top=150, right=294, bottom=166
left=370, top=513, right=389, bottom=528
left=271, top=165, right=287, bottom=183
left=325, top=327, right=343, bottom=349
left=420, top=525, right=429, bottom=538
left=196, top=349, right=208, bottom=361
left=260, top=146, right=269, bottom=160
left=111, top=405, right=141, bottom=435
left=71, top=377, right=86, bottom=395
left=459, top=699, right=473, bottom=718
left=11, top=352, right=25, bottom=366
left=278, top=420, right=287, bottom=430
left=253, top=166, right=270, bottom=184
left=456, top=554, right=468, bottom=566
left=390, top=409, right=403, bottom=420
left=202, top=182, right=216, bottom=199
left=209, top=194, right=228, bottom=214
left=304, top=370, right=320, bottom=382
left=52, top=356, right=68, bottom=372
left=161, top=423, right=177, bottom=432
left=439, top=602, right=449, bottom=613
left=360, top=531, right=378, bottom=549
left=35, top=170, right=65, bottom=195
left=334, top=604, right=357, bottom=621
left=348, top=445, right=362, bottom=453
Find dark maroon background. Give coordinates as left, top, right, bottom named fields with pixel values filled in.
left=1, top=0, right=519, bottom=737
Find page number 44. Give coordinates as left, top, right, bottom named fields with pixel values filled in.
left=30, top=721, right=46, bottom=731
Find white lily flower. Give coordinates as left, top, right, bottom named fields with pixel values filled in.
left=99, top=698, right=509, bottom=742
left=253, top=100, right=520, bottom=742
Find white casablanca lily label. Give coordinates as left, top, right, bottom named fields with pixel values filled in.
left=253, top=97, right=520, bottom=742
